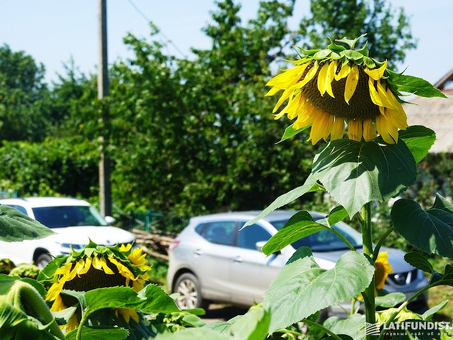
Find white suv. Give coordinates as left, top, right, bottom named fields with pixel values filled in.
left=0, top=197, right=136, bottom=268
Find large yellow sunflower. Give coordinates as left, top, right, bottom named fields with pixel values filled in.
left=44, top=242, right=151, bottom=334
left=374, top=251, right=393, bottom=291
left=357, top=251, right=392, bottom=300
left=267, top=36, right=416, bottom=144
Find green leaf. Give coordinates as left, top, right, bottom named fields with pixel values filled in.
left=262, top=211, right=330, bottom=255
left=0, top=205, right=54, bottom=242
left=61, top=290, right=87, bottom=311
left=327, top=206, right=349, bottom=226
left=312, top=139, right=416, bottom=216
left=203, top=321, right=233, bottom=335
left=229, top=305, right=270, bottom=340
left=85, top=285, right=179, bottom=316
left=363, top=56, right=376, bottom=68
left=403, top=252, right=433, bottom=274
left=422, top=300, right=449, bottom=321
left=375, top=292, right=406, bottom=308
left=323, top=314, right=365, bottom=340
left=336, top=35, right=366, bottom=49
left=155, top=327, right=229, bottom=340
left=399, top=126, right=436, bottom=163
left=242, top=176, right=320, bottom=228
left=65, top=326, right=129, bottom=340
left=263, top=248, right=374, bottom=333
left=278, top=123, right=310, bottom=143
left=51, top=306, right=78, bottom=325
left=391, top=195, right=453, bottom=258
left=313, top=49, right=332, bottom=59
left=341, top=50, right=364, bottom=61
left=390, top=72, right=447, bottom=98
left=429, top=264, right=453, bottom=286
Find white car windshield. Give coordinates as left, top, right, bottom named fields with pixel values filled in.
left=32, top=206, right=108, bottom=228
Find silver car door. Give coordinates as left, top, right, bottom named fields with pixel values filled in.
left=193, top=221, right=237, bottom=303
left=229, top=223, right=285, bottom=306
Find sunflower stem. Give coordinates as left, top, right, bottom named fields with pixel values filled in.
left=359, top=202, right=377, bottom=340
left=373, top=226, right=395, bottom=260
left=76, top=308, right=90, bottom=340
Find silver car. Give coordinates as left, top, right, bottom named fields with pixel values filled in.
left=167, top=210, right=428, bottom=315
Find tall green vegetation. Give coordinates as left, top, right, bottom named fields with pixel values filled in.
left=0, top=0, right=420, bottom=226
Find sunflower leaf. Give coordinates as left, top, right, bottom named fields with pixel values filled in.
left=262, top=211, right=330, bottom=255
left=263, top=248, right=374, bottom=333
left=341, top=50, right=364, bottom=61
left=61, top=289, right=87, bottom=311
left=311, top=139, right=416, bottom=217
left=398, top=125, right=436, bottom=163
left=336, top=35, right=366, bottom=49
left=313, top=49, right=332, bottom=60
left=326, top=206, right=349, bottom=226
left=403, top=251, right=434, bottom=274
left=327, top=39, right=346, bottom=53
left=0, top=205, right=54, bottom=242
left=154, top=328, right=229, bottom=340
left=65, top=326, right=129, bottom=340
left=391, top=194, right=453, bottom=258
left=323, top=314, right=365, bottom=340
left=277, top=123, right=310, bottom=143
left=242, top=176, right=321, bottom=228
left=375, top=293, right=406, bottom=308
left=84, top=285, right=179, bottom=316
left=362, top=56, right=376, bottom=69
left=389, top=72, right=447, bottom=98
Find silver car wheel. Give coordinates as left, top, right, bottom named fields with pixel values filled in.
left=174, top=273, right=208, bottom=309
left=176, top=278, right=199, bottom=309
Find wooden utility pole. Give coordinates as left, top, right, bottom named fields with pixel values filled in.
left=98, top=0, right=112, bottom=216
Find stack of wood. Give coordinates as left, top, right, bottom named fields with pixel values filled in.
left=132, top=229, right=176, bottom=262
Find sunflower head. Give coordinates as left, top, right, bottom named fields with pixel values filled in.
left=374, top=251, right=393, bottom=291
left=42, top=241, right=151, bottom=333
left=266, top=35, right=443, bottom=144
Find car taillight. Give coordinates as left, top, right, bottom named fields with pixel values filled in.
left=169, top=240, right=180, bottom=251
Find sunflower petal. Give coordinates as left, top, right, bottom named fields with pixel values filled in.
left=330, top=117, right=345, bottom=140
left=368, top=78, right=384, bottom=107
left=364, top=60, right=387, bottom=81
left=344, top=66, right=359, bottom=104
left=317, top=62, right=330, bottom=96
left=100, top=257, right=114, bottom=275
left=376, top=115, right=398, bottom=144
left=326, top=61, right=337, bottom=98
left=348, top=119, right=362, bottom=141
left=363, top=119, right=377, bottom=141
left=335, top=63, right=350, bottom=81
left=291, top=63, right=319, bottom=90
left=272, top=88, right=294, bottom=113
left=309, top=110, right=333, bottom=144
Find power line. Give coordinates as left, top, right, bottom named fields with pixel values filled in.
left=126, top=0, right=187, bottom=58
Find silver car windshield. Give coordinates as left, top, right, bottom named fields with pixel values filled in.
left=32, top=206, right=108, bottom=228
left=271, top=220, right=362, bottom=252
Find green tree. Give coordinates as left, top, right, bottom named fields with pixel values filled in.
left=0, top=45, right=52, bottom=141
left=300, top=0, right=416, bottom=67
left=106, top=1, right=316, bottom=220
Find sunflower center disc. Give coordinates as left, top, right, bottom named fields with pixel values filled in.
left=301, top=65, right=380, bottom=120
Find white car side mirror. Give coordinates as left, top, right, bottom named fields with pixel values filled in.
left=104, top=216, right=116, bottom=225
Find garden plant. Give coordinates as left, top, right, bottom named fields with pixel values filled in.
left=0, top=35, right=452, bottom=340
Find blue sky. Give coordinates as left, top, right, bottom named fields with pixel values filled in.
left=1, top=0, right=452, bottom=85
